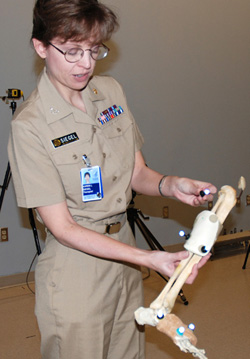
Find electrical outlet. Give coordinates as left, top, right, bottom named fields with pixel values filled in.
left=163, top=206, right=169, bottom=218
left=246, top=195, right=250, bottom=206
left=236, top=198, right=241, bottom=207
left=0, top=227, right=8, bottom=242
left=208, top=201, right=213, bottom=210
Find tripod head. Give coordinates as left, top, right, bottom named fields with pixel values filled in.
left=1, top=89, right=24, bottom=115
left=128, top=190, right=137, bottom=208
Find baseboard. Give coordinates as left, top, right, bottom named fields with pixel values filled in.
left=0, top=271, right=35, bottom=288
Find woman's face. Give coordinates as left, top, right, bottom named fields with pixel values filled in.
left=33, top=38, right=97, bottom=99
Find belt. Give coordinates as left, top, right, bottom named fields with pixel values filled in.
left=73, top=214, right=126, bottom=235
left=104, top=213, right=127, bottom=234
left=105, top=222, right=122, bottom=234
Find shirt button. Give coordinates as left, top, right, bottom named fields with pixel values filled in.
left=113, top=176, right=117, bottom=181
left=72, top=154, right=78, bottom=160
left=93, top=127, right=97, bottom=133
left=103, top=153, right=106, bottom=158
left=117, top=198, right=122, bottom=203
left=117, top=127, right=122, bottom=132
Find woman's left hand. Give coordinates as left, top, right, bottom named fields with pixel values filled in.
left=171, top=177, right=217, bottom=206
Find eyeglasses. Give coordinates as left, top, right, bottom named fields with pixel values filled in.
left=48, top=42, right=109, bottom=62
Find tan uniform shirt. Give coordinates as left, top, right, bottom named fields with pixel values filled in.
left=8, top=70, right=145, bottom=359
left=8, top=69, right=144, bottom=223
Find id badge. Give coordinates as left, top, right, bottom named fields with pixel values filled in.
left=80, top=166, right=104, bottom=202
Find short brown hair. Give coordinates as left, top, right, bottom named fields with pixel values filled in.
left=32, top=0, right=119, bottom=45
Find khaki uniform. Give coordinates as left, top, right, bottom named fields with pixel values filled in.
left=8, top=69, right=145, bottom=359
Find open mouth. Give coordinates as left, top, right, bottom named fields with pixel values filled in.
left=74, top=74, right=85, bottom=78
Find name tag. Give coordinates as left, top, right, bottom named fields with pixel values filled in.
left=51, top=132, right=79, bottom=148
left=80, top=166, right=104, bottom=202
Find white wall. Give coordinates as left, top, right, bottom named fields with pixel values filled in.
left=1, top=0, right=250, bottom=277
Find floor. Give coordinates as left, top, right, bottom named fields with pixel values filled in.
left=0, top=252, right=249, bottom=359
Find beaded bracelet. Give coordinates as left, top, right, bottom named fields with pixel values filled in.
left=158, top=175, right=168, bottom=197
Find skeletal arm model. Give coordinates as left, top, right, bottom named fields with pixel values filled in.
left=135, top=181, right=243, bottom=358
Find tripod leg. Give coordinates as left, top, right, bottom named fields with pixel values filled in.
left=0, top=162, right=11, bottom=211
left=242, top=242, right=250, bottom=269
left=28, top=208, right=42, bottom=256
left=134, top=216, right=162, bottom=251
left=127, top=208, right=136, bottom=236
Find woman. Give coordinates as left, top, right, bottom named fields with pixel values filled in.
left=8, top=1, right=216, bottom=358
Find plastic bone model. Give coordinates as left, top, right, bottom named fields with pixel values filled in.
left=135, top=183, right=240, bottom=359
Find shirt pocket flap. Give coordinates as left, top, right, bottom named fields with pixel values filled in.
left=102, top=115, right=132, bottom=139
left=51, top=141, right=93, bottom=166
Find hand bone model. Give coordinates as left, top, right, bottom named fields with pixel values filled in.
left=135, top=182, right=242, bottom=359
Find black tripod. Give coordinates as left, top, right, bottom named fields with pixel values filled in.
left=0, top=98, right=41, bottom=256
left=0, top=101, right=16, bottom=212
left=127, top=192, right=188, bottom=306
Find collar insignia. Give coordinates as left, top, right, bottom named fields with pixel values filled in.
left=50, top=107, right=60, bottom=114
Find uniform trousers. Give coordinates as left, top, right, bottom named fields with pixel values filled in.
left=35, top=220, right=145, bottom=359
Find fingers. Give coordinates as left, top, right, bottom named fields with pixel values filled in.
left=198, top=182, right=217, bottom=195
left=152, top=250, right=210, bottom=281
left=164, top=251, right=191, bottom=277
left=173, top=250, right=190, bottom=261
left=198, top=184, right=217, bottom=200
left=190, top=181, right=217, bottom=206
left=196, top=253, right=211, bottom=271
left=186, top=253, right=211, bottom=284
left=193, top=189, right=215, bottom=206
left=176, top=180, right=217, bottom=207
left=151, top=250, right=190, bottom=277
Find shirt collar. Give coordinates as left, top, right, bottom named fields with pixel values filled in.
left=37, top=68, right=105, bottom=124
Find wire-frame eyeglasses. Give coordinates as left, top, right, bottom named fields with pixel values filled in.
left=48, top=42, right=110, bottom=63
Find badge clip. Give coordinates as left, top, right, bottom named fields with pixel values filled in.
left=82, top=154, right=91, bottom=167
